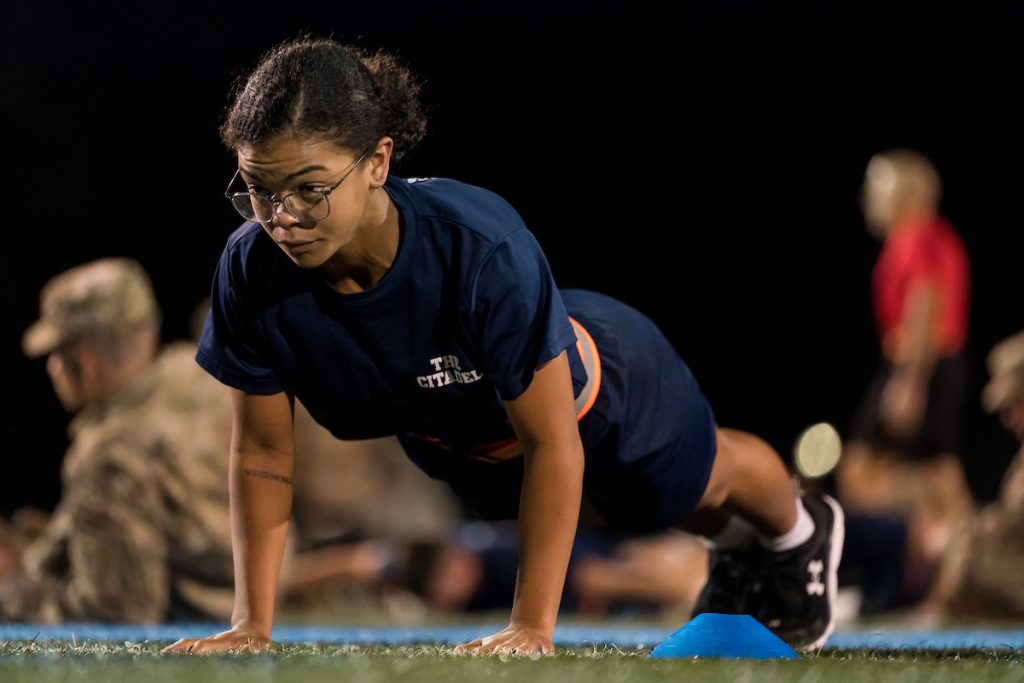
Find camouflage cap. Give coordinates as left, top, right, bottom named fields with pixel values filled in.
left=982, top=330, right=1024, bottom=413
left=22, top=258, right=161, bottom=358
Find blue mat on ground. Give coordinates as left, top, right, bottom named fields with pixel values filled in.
left=3, top=623, right=1024, bottom=651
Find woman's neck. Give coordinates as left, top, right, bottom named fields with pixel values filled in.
left=322, top=188, right=401, bottom=294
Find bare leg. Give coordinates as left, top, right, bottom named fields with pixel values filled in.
left=680, top=427, right=798, bottom=537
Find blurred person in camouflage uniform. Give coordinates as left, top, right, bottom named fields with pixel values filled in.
left=0, top=258, right=236, bottom=623
left=917, top=329, right=1024, bottom=621
left=281, top=401, right=464, bottom=606
left=185, top=298, right=463, bottom=611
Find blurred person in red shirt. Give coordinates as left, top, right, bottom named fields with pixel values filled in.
left=837, top=148, right=974, bottom=601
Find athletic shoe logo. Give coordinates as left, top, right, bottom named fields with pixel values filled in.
left=806, top=559, right=825, bottom=596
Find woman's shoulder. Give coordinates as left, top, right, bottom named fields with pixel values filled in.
left=221, top=220, right=270, bottom=257
left=211, top=220, right=302, bottom=301
left=388, top=175, right=529, bottom=242
left=215, top=220, right=289, bottom=278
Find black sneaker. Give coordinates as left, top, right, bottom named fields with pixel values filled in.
left=691, top=543, right=766, bottom=618
left=754, top=493, right=845, bottom=650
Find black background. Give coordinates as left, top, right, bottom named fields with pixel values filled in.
left=3, top=1, right=1023, bottom=515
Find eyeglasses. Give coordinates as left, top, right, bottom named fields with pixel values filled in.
left=224, top=153, right=367, bottom=224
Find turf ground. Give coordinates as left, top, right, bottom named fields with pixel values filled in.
left=3, top=621, right=1023, bottom=682
left=2, top=641, right=1022, bottom=683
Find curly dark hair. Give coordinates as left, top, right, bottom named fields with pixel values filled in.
left=220, top=35, right=427, bottom=162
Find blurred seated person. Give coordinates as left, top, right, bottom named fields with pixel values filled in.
left=0, top=258, right=237, bottom=623
left=190, top=296, right=462, bottom=565
left=289, top=402, right=462, bottom=554
left=916, top=330, right=1024, bottom=622
left=566, top=529, right=708, bottom=619
left=188, top=297, right=465, bottom=613
left=283, top=519, right=709, bottom=621
left=837, top=148, right=974, bottom=578
left=0, top=267, right=458, bottom=625
left=279, top=401, right=464, bottom=608
left=836, top=508, right=940, bottom=618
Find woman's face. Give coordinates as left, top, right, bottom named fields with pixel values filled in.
left=235, top=135, right=386, bottom=269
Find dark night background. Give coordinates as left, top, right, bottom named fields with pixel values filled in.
left=3, top=1, right=1023, bottom=516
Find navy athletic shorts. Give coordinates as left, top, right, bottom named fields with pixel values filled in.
left=398, top=290, right=718, bottom=533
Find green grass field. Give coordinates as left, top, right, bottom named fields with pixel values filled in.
left=2, top=641, right=1023, bottom=683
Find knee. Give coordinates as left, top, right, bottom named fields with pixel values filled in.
left=696, top=428, right=735, bottom=510
left=698, top=427, right=792, bottom=511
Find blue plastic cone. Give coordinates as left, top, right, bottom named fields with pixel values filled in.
left=648, top=613, right=800, bottom=659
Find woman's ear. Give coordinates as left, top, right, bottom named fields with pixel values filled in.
left=368, top=136, right=394, bottom=189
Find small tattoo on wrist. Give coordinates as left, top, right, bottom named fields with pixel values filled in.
left=243, top=469, right=293, bottom=486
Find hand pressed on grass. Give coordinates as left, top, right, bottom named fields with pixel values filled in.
left=454, top=624, right=554, bottom=657
left=161, top=625, right=271, bottom=655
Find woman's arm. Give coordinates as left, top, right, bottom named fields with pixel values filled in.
left=456, top=351, right=585, bottom=655
left=163, top=389, right=295, bottom=654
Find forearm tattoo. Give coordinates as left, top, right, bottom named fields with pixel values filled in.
left=243, top=469, right=294, bottom=486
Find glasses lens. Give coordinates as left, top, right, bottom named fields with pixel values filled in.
left=228, top=191, right=331, bottom=224
left=230, top=193, right=275, bottom=222
left=284, top=192, right=330, bottom=223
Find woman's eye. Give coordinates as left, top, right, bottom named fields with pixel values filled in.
left=299, top=185, right=326, bottom=193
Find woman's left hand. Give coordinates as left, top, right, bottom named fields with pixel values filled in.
left=453, top=624, right=554, bottom=656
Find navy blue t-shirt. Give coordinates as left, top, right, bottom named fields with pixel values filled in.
left=198, top=176, right=581, bottom=450
left=198, top=175, right=717, bottom=531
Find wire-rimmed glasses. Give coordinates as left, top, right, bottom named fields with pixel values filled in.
left=224, top=153, right=367, bottom=224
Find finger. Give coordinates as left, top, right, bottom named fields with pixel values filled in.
left=187, top=640, right=213, bottom=655
left=453, top=639, right=482, bottom=654
left=160, top=638, right=198, bottom=654
left=472, top=638, right=510, bottom=655
left=159, top=639, right=182, bottom=654
left=189, top=639, right=236, bottom=655
left=499, top=640, right=547, bottom=656
left=471, top=636, right=501, bottom=653
left=490, top=639, right=553, bottom=657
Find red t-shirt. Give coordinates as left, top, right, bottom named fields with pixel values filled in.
left=872, top=214, right=970, bottom=358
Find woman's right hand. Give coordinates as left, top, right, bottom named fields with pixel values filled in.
left=161, top=624, right=272, bottom=654
left=164, top=391, right=295, bottom=657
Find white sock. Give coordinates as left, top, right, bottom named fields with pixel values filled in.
left=709, top=515, right=758, bottom=550
left=757, top=498, right=814, bottom=552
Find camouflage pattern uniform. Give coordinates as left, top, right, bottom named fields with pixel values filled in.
left=189, top=297, right=463, bottom=553
left=291, top=401, right=461, bottom=550
left=1, top=259, right=235, bottom=623
left=938, top=331, right=1024, bottom=617
left=938, top=449, right=1024, bottom=618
